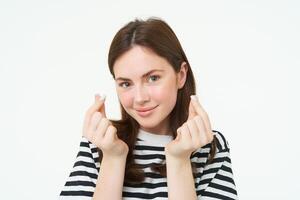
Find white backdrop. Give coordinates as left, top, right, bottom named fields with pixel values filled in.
left=0, top=0, right=299, bottom=199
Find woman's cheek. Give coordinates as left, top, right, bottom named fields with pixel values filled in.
left=118, top=91, right=133, bottom=108
left=150, top=85, right=168, bottom=101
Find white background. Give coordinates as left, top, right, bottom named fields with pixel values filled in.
left=0, top=0, right=299, bottom=199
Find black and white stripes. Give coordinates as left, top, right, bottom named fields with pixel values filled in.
left=59, top=129, right=238, bottom=199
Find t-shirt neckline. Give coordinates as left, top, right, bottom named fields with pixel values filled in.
left=137, top=128, right=173, bottom=145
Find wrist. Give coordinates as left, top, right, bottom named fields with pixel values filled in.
left=165, top=155, right=193, bottom=180
left=165, top=150, right=190, bottom=161
left=165, top=154, right=191, bottom=167
left=102, top=152, right=128, bottom=163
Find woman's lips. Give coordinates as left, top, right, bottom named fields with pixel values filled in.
left=136, top=105, right=158, bottom=117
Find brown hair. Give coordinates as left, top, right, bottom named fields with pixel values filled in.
left=98, top=17, right=217, bottom=184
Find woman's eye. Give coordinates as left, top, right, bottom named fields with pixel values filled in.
left=118, top=75, right=160, bottom=88
left=148, top=75, right=160, bottom=82
left=119, top=82, right=130, bottom=88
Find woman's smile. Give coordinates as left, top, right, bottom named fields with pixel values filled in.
left=114, top=45, right=185, bottom=133
left=135, top=105, right=158, bottom=117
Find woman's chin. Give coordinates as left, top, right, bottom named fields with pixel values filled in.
left=136, top=119, right=158, bottom=128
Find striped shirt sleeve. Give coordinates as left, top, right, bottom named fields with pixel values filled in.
left=59, top=136, right=99, bottom=200
left=196, top=131, right=238, bottom=200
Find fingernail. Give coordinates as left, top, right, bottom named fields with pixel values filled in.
left=100, top=94, right=106, bottom=101
left=95, top=93, right=100, bottom=101
left=190, top=95, right=198, bottom=101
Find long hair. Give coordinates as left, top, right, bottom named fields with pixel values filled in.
left=98, top=17, right=217, bottom=184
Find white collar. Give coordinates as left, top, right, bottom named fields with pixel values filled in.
left=137, top=128, right=173, bottom=145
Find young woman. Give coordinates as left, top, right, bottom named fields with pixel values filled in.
left=59, top=17, right=238, bottom=200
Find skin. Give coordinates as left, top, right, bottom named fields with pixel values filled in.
left=112, top=44, right=215, bottom=158
left=113, top=45, right=187, bottom=135
left=83, top=96, right=128, bottom=200
left=84, top=44, right=215, bottom=200
left=165, top=96, right=215, bottom=200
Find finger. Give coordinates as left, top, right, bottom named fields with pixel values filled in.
left=84, top=94, right=106, bottom=131
left=95, top=118, right=111, bottom=139
left=180, top=123, right=192, bottom=147
left=94, top=94, right=111, bottom=125
left=89, top=112, right=102, bottom=133
left=190, top=95, right=204, bottom=115
left=100, top=100, right=107, bottom=118
left=95, top=94, right=107, bottom=119
left=186, top=119, right=200, bottom=145
left=104, top=125, right=117, bottom=143
left=204, top=126, right=215, bottom=143
left=206, top=130, right=215, bottom=143
left=188, top=98, right=197, bottom=120
left=90, top=93, right=105, bottom=116
left=176, top=127, right=182, bottom=141
left=190, top=95, right=212, bottom=131
left=95, top=94, right=107, bottom=118
left=193, top=115, right=209, bottom=146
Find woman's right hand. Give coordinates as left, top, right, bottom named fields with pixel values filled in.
left=82, top=94, right=129, bottom=158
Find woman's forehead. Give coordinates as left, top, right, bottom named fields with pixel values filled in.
left=113, top=46, right=173, bottom=80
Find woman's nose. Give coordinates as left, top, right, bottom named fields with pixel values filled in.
left=134, top=85, right=150, bottom=104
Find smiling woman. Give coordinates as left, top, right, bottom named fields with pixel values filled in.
left=59, top=17, right=238, bottom=200
left=113, top=45, right=186, bottom=134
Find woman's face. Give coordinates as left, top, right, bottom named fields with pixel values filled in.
left=113, top=45, right=187, bottom=135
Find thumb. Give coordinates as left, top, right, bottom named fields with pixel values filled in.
left=188, top=95, right=197, bottom=120
left=100, top=100, right=107, bottom=118
left=95, top=94, right=107, bottom=118
left=175, top=128, right=182, bottom=141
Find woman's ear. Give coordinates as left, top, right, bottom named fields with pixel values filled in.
left=177, top=61, right=188, bottom=89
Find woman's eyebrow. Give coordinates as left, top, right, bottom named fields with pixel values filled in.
left=115, top=69, right=164, bottom=81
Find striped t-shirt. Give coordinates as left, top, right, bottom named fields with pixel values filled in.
left=59, top=129, right=238, bottom=199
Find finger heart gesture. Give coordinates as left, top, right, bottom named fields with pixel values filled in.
left=165, top=95, right=215, bottom=159
left=82, top=94, right=129, bottom=158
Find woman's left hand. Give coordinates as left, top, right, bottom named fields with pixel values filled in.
left=165, top=95, right=215, bottom=160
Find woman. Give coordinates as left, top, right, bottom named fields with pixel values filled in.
left=59, top=17, right=238, bottom=200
